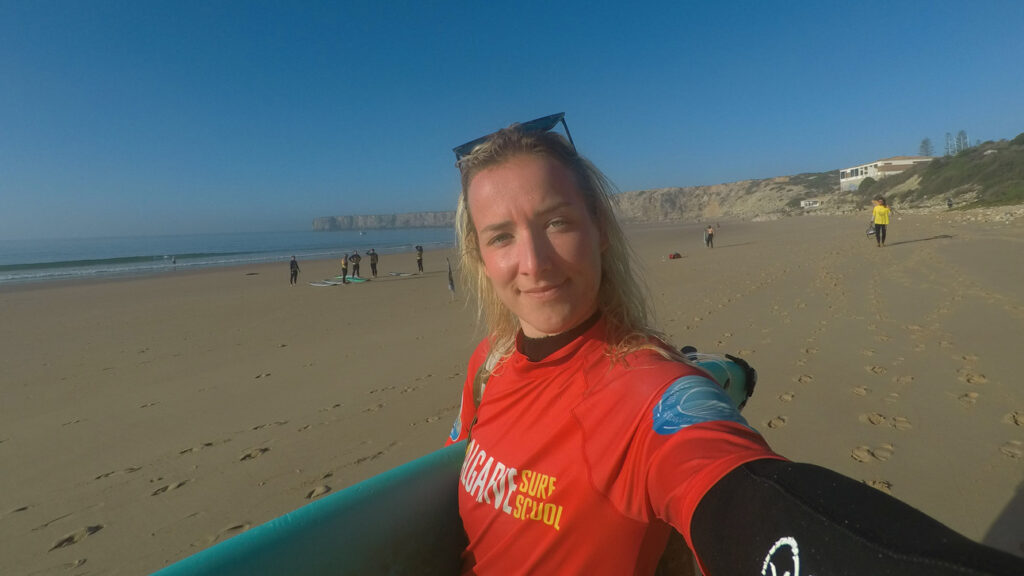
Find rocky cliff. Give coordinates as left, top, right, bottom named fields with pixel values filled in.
left=314, top=134, right=1024, bottom=230
left=312, top=171, right=843, bottom=231
left=613, top=171, right=843, bottom=222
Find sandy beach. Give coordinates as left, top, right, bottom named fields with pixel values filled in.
left=2, top=212, right=1022, bottom=575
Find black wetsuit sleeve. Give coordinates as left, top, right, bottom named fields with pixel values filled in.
left=690, top=459, right=1024, bottom=576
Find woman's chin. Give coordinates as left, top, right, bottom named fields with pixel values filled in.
left=520, top=314, right=588, bottom=338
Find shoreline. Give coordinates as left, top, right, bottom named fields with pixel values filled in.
left=0, top=244, right=449, bottom=293
left=2, top=212, right=1022, bottom=574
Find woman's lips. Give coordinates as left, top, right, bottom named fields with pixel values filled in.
left=520, top=281, right=565, bottom=298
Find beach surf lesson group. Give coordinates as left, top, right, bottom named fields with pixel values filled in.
left=156, top=114, right=1024, bottom=575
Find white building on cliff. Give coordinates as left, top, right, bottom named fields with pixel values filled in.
left=839, top=156, right=933, bottom=192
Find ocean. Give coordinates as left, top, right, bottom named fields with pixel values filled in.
left=0, top=228, right=455, bottom=286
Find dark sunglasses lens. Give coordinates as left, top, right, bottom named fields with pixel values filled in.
left=454, top=113, right=566, bottom=160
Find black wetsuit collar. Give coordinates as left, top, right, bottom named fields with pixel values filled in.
left=517, top=312, right=601, bottom=362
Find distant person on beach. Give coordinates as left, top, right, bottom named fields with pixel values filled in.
left=446, top=257, right=456, bottom=302
left=947, top=197, right=954, bottom=209
left=289, top=256, right=300, bottom=285
left=704, top=225, right=714, bottom=248
left=443, top=114, right=1023, bottom=575
left=872, top=195, right=892, bottom=247
left=368, top=249, right=379, bottom=278
left=415, top=245, right=424, bottom=273
left=350, top=251, right=362, bottom=278
left=340, top=253, right=349, bottom=284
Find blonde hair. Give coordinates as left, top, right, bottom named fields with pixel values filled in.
left=455, top=125, right=679, bottom=363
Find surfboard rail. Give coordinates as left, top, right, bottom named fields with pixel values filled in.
left=152, top=441, right=468, bottom=576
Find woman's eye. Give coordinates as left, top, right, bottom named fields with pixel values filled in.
left=487, top=233, right=512, bottom=246
left=548, top=218, right=569, bottom=229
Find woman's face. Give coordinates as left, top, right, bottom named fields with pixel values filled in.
left=467, top=154, right=603, bottom=338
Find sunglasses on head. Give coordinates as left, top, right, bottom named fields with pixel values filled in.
left=452, top=112, right=576, bottom=161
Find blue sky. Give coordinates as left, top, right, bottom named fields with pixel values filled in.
left=2, top=1, right=1022, bottom=240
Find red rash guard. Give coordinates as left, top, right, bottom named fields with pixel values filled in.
left=446, top=319, right=782, bottom=575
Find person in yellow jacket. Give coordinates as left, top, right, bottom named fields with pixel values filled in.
left=871, top=195, right=893, bottom=247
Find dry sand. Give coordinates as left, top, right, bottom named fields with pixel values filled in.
left=2, top=213, right=1022, bottom=574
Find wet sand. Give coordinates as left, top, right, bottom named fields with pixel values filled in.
left=1, top=212, right=1022, bottom=574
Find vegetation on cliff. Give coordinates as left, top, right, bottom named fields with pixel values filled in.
left=856, top=132, right=1024, bottom=209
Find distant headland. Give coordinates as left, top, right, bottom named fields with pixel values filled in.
left=312, top=211, right=456, bottom=231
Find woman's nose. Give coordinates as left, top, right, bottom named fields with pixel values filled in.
left=518, top=228, right=553, bottom=276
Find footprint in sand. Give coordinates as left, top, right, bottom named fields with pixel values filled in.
left=306, top=485, right=332, bottom=500
left=251, top=420, right=289, bottom=431
left=3, top=505, right=31, bottom=518
left=852, top=386, right=871, bottom=397
left=50, top=525, right=104, bottom=551
left=860, top=413, right=888, bottom=426
left=892, top=375, right=915, bottom=386
left=851, top=446, right=874, bottom=463
left=239, top=448, right=270, bottom=462
left=795, top=374, right=814, bottom=385
left=861, top=349, right=876, bottom=357
left=802, top=347, right=818, bottom=355
left=778, top=392, right=795, bottom=402
left=1000, top=441, right=1023, bottom=459
left=208, top=523, right=251, bottom=544
left=151, top=479, right=190, bottom=496
left=851, top=443, right=894, bottom=463
left=890, top=416, right=913, bottom=431
left=872, top=443, right=895, bottom=461
left=866, top=365, right=887, bottom=375
left=957, top=369, right=988, bottom=385
left=354, top=451, right=387, bottom=465
left=864, top=479, right=893, bottom=495
left=180, top=439, right=230, bottom=455
left=884, top=392, right=900, bottom=404
left=362, top=403, right=386, bottom=413
left=958, top=392, right=979, bottom=407
left=1005, top=411, right=1024, bottom=427
left=767, top=416, right=788, bottom=429
left=94, top=466, right=142, bottom=480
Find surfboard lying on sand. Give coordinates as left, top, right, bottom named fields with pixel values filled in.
left=152, top=351, right=751, bottom=575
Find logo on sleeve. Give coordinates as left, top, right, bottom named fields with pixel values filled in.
left=449, top=396, right=464, bottom=442
left=651, top=375, right=748, bottom=435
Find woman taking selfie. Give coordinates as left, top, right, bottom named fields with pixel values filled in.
left=445, top=114, right=1022, bottom=575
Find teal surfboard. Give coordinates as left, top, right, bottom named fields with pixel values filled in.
left=151, top=441, right=467, bottom=576
left=152, top=351, right=749, bottom=575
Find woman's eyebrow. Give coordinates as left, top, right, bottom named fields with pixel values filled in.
left=478, top=200, right=577, bottom=235
left=478, top=220, right=513, bottom=235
